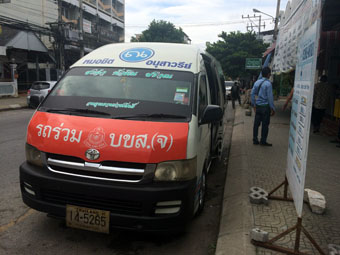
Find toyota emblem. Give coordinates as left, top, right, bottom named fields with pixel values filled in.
left=85, top=149, right=100, bottom=160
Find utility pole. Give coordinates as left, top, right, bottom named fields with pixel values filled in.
left=79, top=0, right=84, bottom=57
left=57, top=0, right=65, bottom=73
left=242, top=14, right=265, bottom=34
left=273, top=0, right=281, bottom=41
left=258, top=15, right=261, bottom=35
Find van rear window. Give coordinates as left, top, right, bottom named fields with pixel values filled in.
left=31, top=82, right=50, bottom=90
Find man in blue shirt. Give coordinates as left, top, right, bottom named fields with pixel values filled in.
left=251, top=67, right=275, bottom=146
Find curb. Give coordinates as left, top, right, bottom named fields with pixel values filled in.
left=215, top=106, right=255, bottom=255
left=0, top=104, right=28, bottom=112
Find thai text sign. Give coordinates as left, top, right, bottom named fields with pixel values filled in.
left=83, top=19, right=92, bottom=34
left=286, top=20, right=320, bottom=217
left=246, top=58, right=262, bottom=69
left=245, top=58, right=262, bottom=70
left=272, top=0, right=321, bottom=73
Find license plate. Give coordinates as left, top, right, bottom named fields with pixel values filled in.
left=66, top=205, right=110, bottom=234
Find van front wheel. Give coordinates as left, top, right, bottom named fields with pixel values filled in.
left=195, top=170, right=207, bottom=216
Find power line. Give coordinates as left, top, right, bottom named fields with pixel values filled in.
left=0, top=15, right=52, bottom=35
left=13, top=0, right=58, bottom=12
left=126, top=18, right=272, bottom=28
left=10, top=3, right=58, bottom=19
left=0, top=5, right=58, bottom=22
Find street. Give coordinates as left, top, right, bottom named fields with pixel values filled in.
left=0, top=104, right=234, bottom=255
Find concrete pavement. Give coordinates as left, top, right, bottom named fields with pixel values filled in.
left=216, top=100, right=340, bottom=254
left=1, top=95, right=339, bottom=254
left=0, top=93, right=28, bottom=111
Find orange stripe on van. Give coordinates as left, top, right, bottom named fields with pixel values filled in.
left=27, top=112, right=188, bottom=163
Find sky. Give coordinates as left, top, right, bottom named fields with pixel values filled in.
left=125, top=0, right=289, bottom=49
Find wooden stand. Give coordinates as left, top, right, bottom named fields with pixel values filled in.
left=251, top=177, right=325, bottom=254
left=268, top=176, right=293, bottom=201
left=252, top=217, right=325, bottom=255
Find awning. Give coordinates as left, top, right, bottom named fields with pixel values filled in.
left=6, top=31, right=48, bottom=52
left=263, top=42, right=276, bottom=58
left=258, top=52, right=273, bottom=79
left=0, top=26, right=55, bottom=63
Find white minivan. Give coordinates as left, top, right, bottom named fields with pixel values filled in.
left=20, top=43, right=225, bottom=233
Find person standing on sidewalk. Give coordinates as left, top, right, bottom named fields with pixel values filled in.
left=251, top=67, right=275, bottom=146
left=311, top=75, right=332, bottom=133
left=231, top=81, right=241, bottom=109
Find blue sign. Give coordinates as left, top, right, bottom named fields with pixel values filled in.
left=119, top=48, right=154, bottom=62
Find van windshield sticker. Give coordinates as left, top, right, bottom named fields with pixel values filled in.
left=174, top=93, right=185, bottom=102
left=176, top=87, right=188, bottom=93
left=112, top=69, right=138, bottom=77
left=145, top=72, right=173, bottom=79
left=86, top=102, right=140, bottom=109
left=85, top=69, right=107, bottom=76
left=146, top=60, right=192, bottom=69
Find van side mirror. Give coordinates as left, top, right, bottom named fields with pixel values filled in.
left=199, top=105, right=223, bottom=125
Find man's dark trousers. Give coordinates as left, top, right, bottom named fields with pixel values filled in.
left=253, top=105, right=271, bottom=143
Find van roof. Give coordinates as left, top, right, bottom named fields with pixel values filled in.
left=72, top=42, right=202, bottom=73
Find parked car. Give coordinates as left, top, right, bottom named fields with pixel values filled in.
left=225, top=81, right=234, bottom=99
left=27, top=81, right=57, bottom=108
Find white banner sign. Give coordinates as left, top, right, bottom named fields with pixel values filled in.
left=83, top=19, right=92, bottom=34
left=286, top=19, right=320, bottom=217
left=272, top=0, right=320, bottom=73
left=0, top=46, right=6, bottom=56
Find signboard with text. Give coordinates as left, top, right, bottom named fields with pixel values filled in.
left=83, top=19, right=92, bottom=34
left=245, top=58, right=262, bottom=70
left=286, top=20, right=320, bottom=217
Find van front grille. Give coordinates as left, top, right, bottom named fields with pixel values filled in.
left=45, top=153, right=155, bottom=183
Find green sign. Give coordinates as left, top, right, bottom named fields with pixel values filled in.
left=245, top=58, right=262, bottom=70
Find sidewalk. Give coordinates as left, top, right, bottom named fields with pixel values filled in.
left=216, top=100, right=340, bottom=255
left=0, top=93, right=28, bottom=111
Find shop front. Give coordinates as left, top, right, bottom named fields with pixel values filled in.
left=0, top=25, right=56, bottom=94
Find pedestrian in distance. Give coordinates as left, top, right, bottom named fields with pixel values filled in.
left=251, top=67, right=275, bottom=146
left=231, top=81, right=241, bottom=109
left=311, top=75, right=332, bottom=133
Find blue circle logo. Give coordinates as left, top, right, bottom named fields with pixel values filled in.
left=119, top=48, right=154, bottom=62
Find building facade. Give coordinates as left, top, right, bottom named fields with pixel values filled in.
left=0, top=0, right=125, bottom=91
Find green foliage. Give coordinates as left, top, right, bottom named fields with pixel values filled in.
left=273, top=71, right=295, bottom=97
left=131, top=20, right=187, bottom=43
left=206, top=31, right=269, bottom=79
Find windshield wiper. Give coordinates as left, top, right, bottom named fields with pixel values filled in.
left=44, top=108, right=110, bottom=117
left=113, top=113, right=187, bottom=120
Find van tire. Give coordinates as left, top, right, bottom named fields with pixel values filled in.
left=195, top=170, right=207, bottom=217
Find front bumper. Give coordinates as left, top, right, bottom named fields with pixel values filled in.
left=20, top=162, right=197, bottom=232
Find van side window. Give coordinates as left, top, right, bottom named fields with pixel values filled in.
left=199, top=75, right=208, bottom=119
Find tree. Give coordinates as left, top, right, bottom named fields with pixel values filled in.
left=131, top=20, right=187, bottom=43
left=206, top=31, right=268, bottom=80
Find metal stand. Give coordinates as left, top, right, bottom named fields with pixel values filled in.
left=252, top=217, right=325, bottom=255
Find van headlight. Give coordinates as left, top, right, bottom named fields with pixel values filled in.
left=154, top=158, right=197, bottom=181
left=25, top=143, right=43, bottom=167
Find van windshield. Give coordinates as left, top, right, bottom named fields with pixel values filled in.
left=40, top=67, right=194, bottom=121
